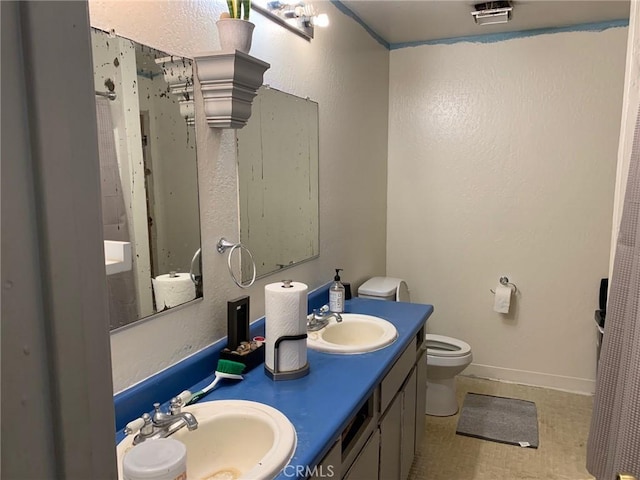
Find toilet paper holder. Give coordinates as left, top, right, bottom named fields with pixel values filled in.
left=490, top=276, right=518, bottom=294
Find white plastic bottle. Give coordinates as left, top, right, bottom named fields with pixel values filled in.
left=329, top=268, right=345, bottom=313
left=122, top=438, right=187, bottom=480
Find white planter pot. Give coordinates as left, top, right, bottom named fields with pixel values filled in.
left=217, top=18, right=255, bottom=54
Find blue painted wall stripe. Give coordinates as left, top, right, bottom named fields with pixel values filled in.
left=330, top=0, right=390, bottom=49
left=389, top=19, right=629, bottom=49
left=329, top=0, right=628, bottom=51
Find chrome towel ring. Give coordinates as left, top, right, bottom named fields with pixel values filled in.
left=216, top=237, right=256, bottom=288
left=189, top=248, right=201, bottom=286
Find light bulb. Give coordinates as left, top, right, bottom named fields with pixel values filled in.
left=313, top=13, right=329, bottom=27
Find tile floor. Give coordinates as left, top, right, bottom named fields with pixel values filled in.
left=408, top=376, right=595, bottom=480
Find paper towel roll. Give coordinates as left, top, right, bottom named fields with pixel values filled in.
left=493, top=284, right=512, bottom=314
left=265, top=281, right=308, bottom=373
left=152, top=273, right=196, bottom=310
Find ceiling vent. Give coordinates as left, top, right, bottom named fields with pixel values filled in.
left=471, top=1, right=513, bottom=25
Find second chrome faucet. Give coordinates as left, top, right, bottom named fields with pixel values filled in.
left=307, top=304, right=342, bottom=332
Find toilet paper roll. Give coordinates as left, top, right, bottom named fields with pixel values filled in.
left=493, top=284, right=512, bottom=314
left=265, top=281, right=308, bottom=373
left=152, top=273, right=196, bottom=310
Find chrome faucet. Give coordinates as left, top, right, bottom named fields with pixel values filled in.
left=125, top=398, right=198, bottom=445
left=307, top=305, right=342, bottom=331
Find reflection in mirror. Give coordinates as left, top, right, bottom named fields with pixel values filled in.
left=252, top=0, right=328, bottom=39
left=90, top=28, right=202, bottom=330
left=237, top=86, right=319, bottom=282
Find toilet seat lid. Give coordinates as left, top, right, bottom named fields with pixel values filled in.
left=425, top=334, right=471, bottom=357
left=358, top=277, right=410, bottom=301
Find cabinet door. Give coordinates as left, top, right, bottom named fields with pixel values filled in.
left=401, top=367, right=417, bottom=480
left=310, top=438, right=341, bottom=480
left=343, top=430, right=380, bottom=480
left=379, top=391, right=402, bottom=480
left=415, top=348, right=427, bottom=453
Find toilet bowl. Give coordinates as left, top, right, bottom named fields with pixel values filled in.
left=425, top=334, right=472, bottom=416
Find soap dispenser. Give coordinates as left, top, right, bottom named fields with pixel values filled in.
left=329, top=268, right=345, bottom=313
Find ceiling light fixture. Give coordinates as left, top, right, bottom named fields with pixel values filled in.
left=471, top=1, right=513, bottom=26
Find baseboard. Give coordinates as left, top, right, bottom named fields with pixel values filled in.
left=463, top=363, right=596, bottom=395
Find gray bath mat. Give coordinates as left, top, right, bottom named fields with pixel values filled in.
left=456, top=392, right=539, bottom=448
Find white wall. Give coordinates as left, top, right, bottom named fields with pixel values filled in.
left=388, top=28, right=627, bottom=393
left=89, top=0, right=390, bottom=393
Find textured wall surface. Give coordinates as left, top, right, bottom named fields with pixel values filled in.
left=387, top=27, right=627, bottom=393
left=89, top=0, right=390, bottom=392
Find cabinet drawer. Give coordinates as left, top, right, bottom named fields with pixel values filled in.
left=380, top=343, right=416, bottom=413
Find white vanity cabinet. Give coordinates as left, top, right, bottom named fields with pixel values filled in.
left=379, top=363, right=421, bottom=480
left=379, top=325, right=426, bottom=480
left=311, top=323, right=427, bottom=480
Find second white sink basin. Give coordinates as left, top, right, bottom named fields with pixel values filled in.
left=117, top=400, right=296, bottom=480
left=307, top=313, right=398, bottom=354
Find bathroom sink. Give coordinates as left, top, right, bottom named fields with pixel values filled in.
left=117, top=400, right=297, bottom=480
left=307, top=313, right=398, bottom=354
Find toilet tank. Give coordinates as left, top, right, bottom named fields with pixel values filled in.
left=358, top=276, right=410, bottom=302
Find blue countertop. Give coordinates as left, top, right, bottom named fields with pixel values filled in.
left=114, top=295, right=433, bottom=479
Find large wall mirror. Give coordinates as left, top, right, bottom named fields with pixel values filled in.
left=237, top=86, right=319, bottom=282
left=91, top=28, right=202, bottom=330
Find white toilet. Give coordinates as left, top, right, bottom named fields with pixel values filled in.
left=358, top=276, right=473, bottom=417
left=424, top=334, right=472, bottom=416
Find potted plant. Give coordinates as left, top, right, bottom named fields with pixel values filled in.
left=217, top=0, right=255, bottom=54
